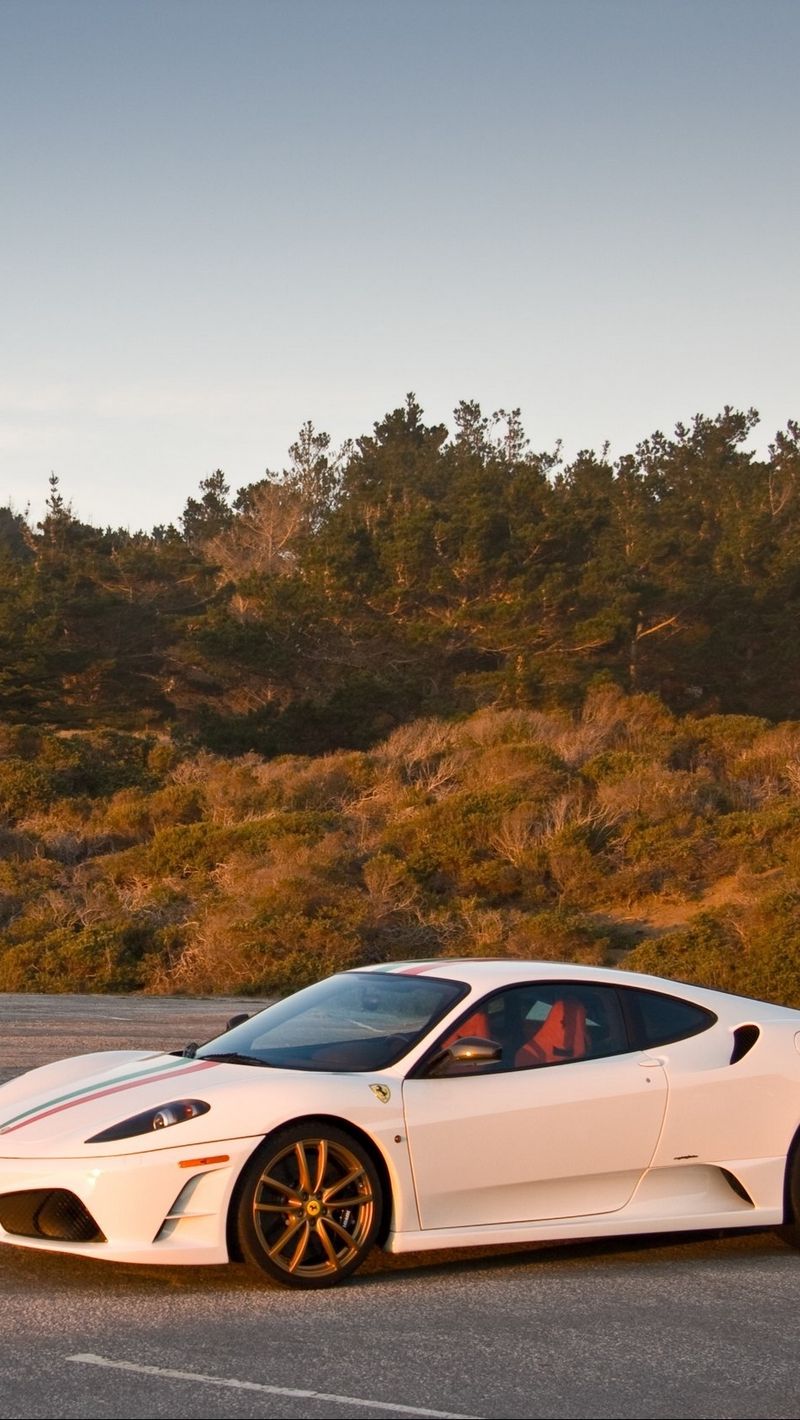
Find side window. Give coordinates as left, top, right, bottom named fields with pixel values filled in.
left=514, top=984, right=629, bottom=1069
left=431, top=981, right=630, bottom=1075
left=620, top=987, right=716, bottom=1048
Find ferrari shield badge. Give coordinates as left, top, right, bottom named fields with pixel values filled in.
left=369, top=1083, right=391, bottom=1103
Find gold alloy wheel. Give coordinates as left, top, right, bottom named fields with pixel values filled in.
left=246, top=1132, right=378, bottom=1284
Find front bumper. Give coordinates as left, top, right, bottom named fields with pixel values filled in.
left=0, top=1136, right=261, bottom=1265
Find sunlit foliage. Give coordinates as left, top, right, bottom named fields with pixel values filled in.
left=2, top=400, right=800, bottom=1000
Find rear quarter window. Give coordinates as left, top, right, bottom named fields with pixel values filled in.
left=621, top=987, right=717, bottom=1049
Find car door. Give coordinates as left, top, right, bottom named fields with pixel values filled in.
left=618, top=984, right=795, bottom=1171
left=401, top=982, right=668, bottom=1230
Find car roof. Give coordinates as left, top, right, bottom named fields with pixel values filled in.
left=356, top=958, right=800, bottom=1021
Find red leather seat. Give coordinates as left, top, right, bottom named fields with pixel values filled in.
left=442, top=1008, right=493, bottom=1050
left=515, top=998, right=588, bottom=1067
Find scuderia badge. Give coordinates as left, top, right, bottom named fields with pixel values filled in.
left=369, top=1083, right=391, bottom=1103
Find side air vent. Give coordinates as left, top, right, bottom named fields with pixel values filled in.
left=719, top=1168, right=754, bottom=1205
left=730, top=1024, right=760, bottom=1064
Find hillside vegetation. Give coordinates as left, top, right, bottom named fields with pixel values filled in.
left=2, top=396, right=800, bottom=1000
left=1, top=690, right=799, bottom=1003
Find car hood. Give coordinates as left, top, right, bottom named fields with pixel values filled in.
left=0, top=1049, right=400, bottom=1159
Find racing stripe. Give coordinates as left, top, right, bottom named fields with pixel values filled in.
left=0, top=1057, right=216, bottom=1135
left=362, top=962, right=423, bottom=973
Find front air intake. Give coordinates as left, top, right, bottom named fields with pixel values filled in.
left=0, top=1189, right=105, bottom=1242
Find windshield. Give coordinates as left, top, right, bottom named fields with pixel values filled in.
left=197, top=971, right=467, bottom=1073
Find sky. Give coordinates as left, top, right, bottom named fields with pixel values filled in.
left=1, top=0, right=798, bottom=532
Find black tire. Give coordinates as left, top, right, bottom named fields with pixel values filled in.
left=778, top=1133, right=800, bottom=1250
left=235, top=1122, right=382, bottom=1289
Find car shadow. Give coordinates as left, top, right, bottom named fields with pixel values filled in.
left=0, top=1225, right=787, bottom=1297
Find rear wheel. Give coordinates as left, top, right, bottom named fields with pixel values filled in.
left=779, top=1134, right=800, bottom=1250
left=235, top=1122, right=382, bottom=1289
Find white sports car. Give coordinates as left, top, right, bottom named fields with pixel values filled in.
left=1, top=959, right=800, bottom=1289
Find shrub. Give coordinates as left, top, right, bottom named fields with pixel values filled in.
left=0, top=761, right=54, bottom=819
left=1, top=701, right=799, bottom=998
left=442, top=905, right=612, bottom=965
left=37, top=731, right=159, bottom=796
left=624, top=892, right=800, bottom=1007
left=162, top=889, right=367, bottom=996
left=0, top=922, right=150, bottom=993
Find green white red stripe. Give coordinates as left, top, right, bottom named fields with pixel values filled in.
left=366, top=962, right=441, bottom=974
left=0, top=1057, right=218, bottom=1136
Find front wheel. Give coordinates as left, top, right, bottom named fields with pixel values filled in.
left=235, top=1122, right=382, bottom=1288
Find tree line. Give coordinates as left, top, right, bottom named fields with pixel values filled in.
left=2, top=396, right=799, bottom=752
left=2, top=397, right=800, bottom=1001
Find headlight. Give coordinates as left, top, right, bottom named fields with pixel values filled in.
left=85, top=1099, right=210, bottom=1143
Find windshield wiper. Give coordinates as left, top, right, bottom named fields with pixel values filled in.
left=199, top=1051, right=273, bottom=1068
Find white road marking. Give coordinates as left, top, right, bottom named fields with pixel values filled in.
left=67, top=1353, right=479, bottom=1419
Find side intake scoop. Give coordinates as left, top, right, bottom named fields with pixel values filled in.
left=730, top=1024, right=760, bottom=1064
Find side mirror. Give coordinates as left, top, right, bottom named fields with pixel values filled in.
left=428, top=1035, right=502, bottom=1076
left=448, top=1036, right=502, bottom=1063
left=226, top=1013, right=250, bottom=1031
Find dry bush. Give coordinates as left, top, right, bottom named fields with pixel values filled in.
left=491, top=790, right=615, bottom=868
left=379, top=720, right=466, bottom=798
left=169, top=752, right=216, bottom=785
left=91, top=788, right=154, bottom=843
left=162, top=881, right=367, bottom=995
left=503, top=910, right=608, bottom=965
left=163, top=909, right=266, bottom=994
left=13, top=797, right=122, bottom=864
left=611, top=691, right=675, bottom=752
left=439, top=904, right=608, bottom=965
left=15, top=796, right=92, bottom=835
left=211, top=830, right=349, bottom=903
left=382, top=719, right=459, bottom=763
left=251, top=754, right=312, bottom=806
left=472, top=742, right=569, bottom=799
left=361, top=853, right=419, bottom=922
left=113, top=874, right=194, bottom=928
left=186, top=753, right=276, bottom=823
left=545, top=831, right=605, bottom=900
left=17, top=886, right=76, bottom=931
left=342, top=770, right=423, bottom=854
left=441, top=905, right=508, bottom=957
left=92, top=782, right=204, bottom=844
left=554, top=727, right=625, bottom=771
left=456, top=707, right=568, bottom=750
left=279, top=752, right=376, bottom=810
left=594, top=765, right=708, bottom=824
left=722, top=776, right=783, bottom=810
left=537, top=793, right=617, bottom=899
left=407, top=752, right=466, bottom=798
left=233, top=752, right=376, bottom=813
left=490, top=804, right=544, bottom=867
left=729, top=724, right=800, bottom=801
left=0, top=822, right=35, bottom=861
left=688, top=714, right=772, bottom=775
left=550, top=688, right=674, bottom=768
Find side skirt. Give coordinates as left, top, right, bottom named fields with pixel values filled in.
left=385, top=1160, right=785, bottom=1254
